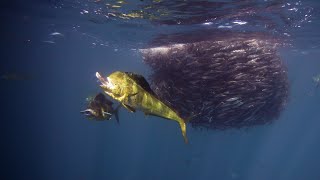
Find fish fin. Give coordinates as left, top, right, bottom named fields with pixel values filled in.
left=114, top=104, right=121, bottom=124
left=144, top=112, right=189, bottom=144
left=178, top=120, right=188, bottom=144
left=178, top=112, right=200, bottom=144
left=101, top=108, right=106, bottom=118
left=122, top=103, right=136, bottom=113
left=103, top=112, right=112, bottom=116
left=124, top=72, right=158, bottom=97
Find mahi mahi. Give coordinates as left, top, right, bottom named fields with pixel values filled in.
left=96, top=71, right=189, bottom=143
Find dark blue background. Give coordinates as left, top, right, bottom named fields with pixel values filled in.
left=1, top=0, right=320, bottom=179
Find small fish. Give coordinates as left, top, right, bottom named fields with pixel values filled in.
left=96, top=71, right=191, bottom=143
left=81, top=93, right=120, bottom=123
left=50, top=32, right=63, bottom=36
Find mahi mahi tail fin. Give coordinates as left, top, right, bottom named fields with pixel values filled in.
left=178, top=113, right=198, bottom=144
left=178, top=120, right=188, bottom=144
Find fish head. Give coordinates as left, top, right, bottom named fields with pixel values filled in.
left=81, top=108, right=111, bottom=120
left=96, top=71, right=126, bottom=99
left=80, top=108, right=98, bottom=119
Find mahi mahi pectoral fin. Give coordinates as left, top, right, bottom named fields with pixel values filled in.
left=122, top=103, right=136, bottom=113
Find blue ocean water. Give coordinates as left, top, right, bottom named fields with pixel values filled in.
left=1, top=0, right=320, bottom=180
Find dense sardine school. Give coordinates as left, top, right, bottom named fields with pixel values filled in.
left=141, top=31, right=289, bottom=130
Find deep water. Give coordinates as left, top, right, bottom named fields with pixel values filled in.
left=1, top=0, right=320, bottom=180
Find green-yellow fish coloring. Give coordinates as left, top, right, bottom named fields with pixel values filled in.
left=96, top=71, right=189, bottom=143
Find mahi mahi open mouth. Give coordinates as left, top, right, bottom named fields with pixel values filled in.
left=96, top=72, right=114, bottom=92
left=96, top=72, right=108, bottom=88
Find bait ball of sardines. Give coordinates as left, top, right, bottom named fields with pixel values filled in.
left=140, top=31, right=289, bottom=130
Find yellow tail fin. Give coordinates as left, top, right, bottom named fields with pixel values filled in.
left=179, top=121, right=188, bottom=144
left=178, top=112, right=198, bottom=143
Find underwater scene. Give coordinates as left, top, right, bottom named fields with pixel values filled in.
left=1, top=0, right=320, bottom=179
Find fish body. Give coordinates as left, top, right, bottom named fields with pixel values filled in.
left=81, top=93, right=120, bottom=123
left=50, top=32, right=63, bottom=36
left=96, top=71, right=188, bottom=143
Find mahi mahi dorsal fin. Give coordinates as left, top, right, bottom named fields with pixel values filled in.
left=124, top=72, right=158, bottom=97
